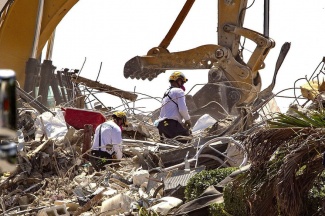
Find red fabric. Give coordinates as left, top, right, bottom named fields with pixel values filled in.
left=62, top=107, right=106, bottom=132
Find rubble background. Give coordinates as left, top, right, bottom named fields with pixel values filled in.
left=2, top=59, right=325, bottom=215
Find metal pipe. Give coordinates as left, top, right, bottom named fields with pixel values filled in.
left=264, top=0, right=269, bottom=37
left=159, top=0, right=195, bottom=49
left=45, top=29, right=56, bottom=60
left=31, top=0, right=44, bottom=59
left=164, top=158, right=196, bottom=171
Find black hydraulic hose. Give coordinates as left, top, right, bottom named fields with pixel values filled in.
left=264, top=0, right=270, bottom=37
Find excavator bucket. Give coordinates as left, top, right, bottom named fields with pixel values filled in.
left=124, top=45, right=220, bottom=81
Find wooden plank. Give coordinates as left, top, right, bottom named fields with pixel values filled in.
left=82, top=124, right=93, bottom=160
left=73, top=190, right=104, bottom=216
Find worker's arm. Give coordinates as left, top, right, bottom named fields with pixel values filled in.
left=176, top=90, right=190, bottom=121
left=108, top=126, right=122, bottom=145
left=109, top=125, right=123, bottom=159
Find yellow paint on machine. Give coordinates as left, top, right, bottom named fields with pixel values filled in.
left=0, top=0, right=78, bottom=87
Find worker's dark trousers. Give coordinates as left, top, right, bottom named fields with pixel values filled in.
left=89, top=150, right=113, bottom=171
left=157, top=119, right=190, bottom=143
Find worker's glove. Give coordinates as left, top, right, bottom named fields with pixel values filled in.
left=184, top=119, right=192, bottom=129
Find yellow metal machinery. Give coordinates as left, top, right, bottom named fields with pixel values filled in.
left=124, top=0, right=280, bottom=119
left=0, top=0, right=292, bottom=167
left=0, top=0, right=288, bottom=122
left=0, top=0, right=78, bottom=88
left=0, top=0, right=78, bottom=169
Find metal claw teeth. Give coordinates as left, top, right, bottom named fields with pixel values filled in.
left=124, top=56, right=166, bottom=81
left=124, top=56, right=141, bottom=79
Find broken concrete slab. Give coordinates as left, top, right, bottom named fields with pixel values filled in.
left=100, top=193, right=135, bottom=215
left=37, top=205, right=69, bottom=216
left=149, top=196, right=183, bottom=215
left=132, top=169, right=149, bottom=187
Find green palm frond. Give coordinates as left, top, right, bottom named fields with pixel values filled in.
left=267, top=109, right=325, bottom=128
left=294, top=109, right=325, bottom=127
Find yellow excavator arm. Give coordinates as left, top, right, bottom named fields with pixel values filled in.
left=124, top=0, right=275, bottom=114
left=0, top=0, right=276, bottom=116
left=0, top=0, right=78, bottom=87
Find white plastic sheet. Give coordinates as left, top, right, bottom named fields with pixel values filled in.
left=34, top=111, right=67, bottom=141
left=149, top=197, right=183, bottom=215
left=192, top=114, right=217, bottom=132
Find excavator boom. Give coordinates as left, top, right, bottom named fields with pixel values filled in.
left=0, top=0, right=78, bottom=87
left=0, top=0, right=276, bottom=118
left=124, top=0, right=275, bottom=115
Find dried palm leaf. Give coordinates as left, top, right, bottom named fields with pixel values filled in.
left=234, top=121, right=325, bottom=216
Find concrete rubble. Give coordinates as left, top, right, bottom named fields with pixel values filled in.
left=2, top=69, right=324, bottom=215
left=0, top=98, right=255, bottom=215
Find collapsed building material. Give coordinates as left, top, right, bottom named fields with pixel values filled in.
left=1, top=61, right=303, bottom=215
left=56, top=70, right=69, bottom=103
left=148, top=196, right=183, bottom=215
left=146, top=167, right=205, bottom=200
left=57, top=69, right=75, bottom=104
left=156, top=140, right=229, bottom=170
left=0, top=106, right=286, bottom=215
left=16, top=86, right=54, bottom=115
left=34, top=111, right=67, bottom=141
left=38, top=60, right=62, bottom=107
left=194, top=137, right=247, bottom=168
left=58, top=69, right=86, bottom=108
left=37, top=205, right=69, bottom=216
left=82, top=124, right=93, bottom=160
left=73, top=188, right=104, bottom=216
left=0, top=159, right=16, bottom=173
left=192, top=114, right=217, bottom=133
left=132, top=170, right=149, bottom=187
left=71, top=74, right=138, bottom=102
left=17, top=108, right=39, bottom=141
left=54, top=200, right=79, bottom=212
left=123, top=139, right=179, bottom=150
left=100, top=193, right=135, bottom=215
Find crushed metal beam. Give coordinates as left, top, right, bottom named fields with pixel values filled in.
left=71, top=74, right=138, bottom=102
left=16, top=86, right=54, bottom=115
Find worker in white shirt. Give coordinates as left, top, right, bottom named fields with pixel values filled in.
left=90, top=111, right=127, bottom=170
left=156, top=71, right=192, bottom=143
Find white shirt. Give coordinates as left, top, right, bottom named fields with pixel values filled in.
left=158, top=87, right=190, bottom=124
left=91, top=121, right=123, bottom=159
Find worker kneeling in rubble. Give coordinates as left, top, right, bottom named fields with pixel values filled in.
left=156, top=71, right=192, bottom=143
left=90, top=111, right=128, bottom=170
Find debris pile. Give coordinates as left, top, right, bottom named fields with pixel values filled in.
left=2, top=60, right=325, bottom=215
left=1, top=101, right=249, bottom=215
